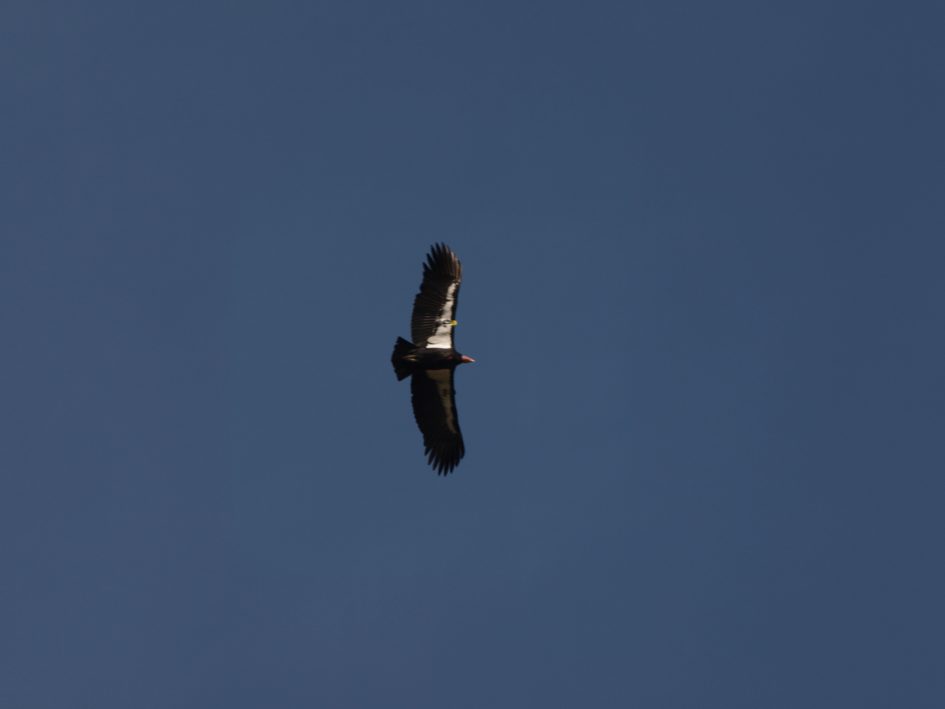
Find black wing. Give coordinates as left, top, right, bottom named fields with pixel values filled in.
left=410, top=368, right=465, bottom=474
left=411, top=243, right=462, bottom=349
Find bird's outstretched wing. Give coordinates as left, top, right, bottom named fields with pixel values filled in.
left=411, top=243, right=462, bottom=349
left=410, top=368, right=465, bottom=475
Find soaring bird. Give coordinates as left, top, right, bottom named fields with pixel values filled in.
left=391, top=244, right=475, bottom=475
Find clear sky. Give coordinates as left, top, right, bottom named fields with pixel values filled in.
left=3, top=2, right=944, bottom=707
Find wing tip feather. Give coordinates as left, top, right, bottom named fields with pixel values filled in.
left=422, top=243, right=462, bottom=281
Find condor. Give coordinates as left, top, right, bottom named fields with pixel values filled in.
left=391, top=244, right=474, bottom=475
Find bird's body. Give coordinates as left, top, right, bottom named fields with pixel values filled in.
left=391, top=244, right=474, bottom=475
left=392, top=338, right=471, bottom=379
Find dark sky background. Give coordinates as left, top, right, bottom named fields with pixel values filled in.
left=3, top=1, right=944, bottom=707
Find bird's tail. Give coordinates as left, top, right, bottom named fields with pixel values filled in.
left=391, top=337, right=416, bottom=381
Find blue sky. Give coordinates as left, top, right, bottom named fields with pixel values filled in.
left=3, top=2, right=944, bottom=707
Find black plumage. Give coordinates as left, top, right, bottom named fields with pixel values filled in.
left=391, top=244, right=475, bottom=475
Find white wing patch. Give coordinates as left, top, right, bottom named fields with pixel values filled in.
left=425, top=369, right=458, bottom=433
left=424, top=282, right=457, bottom=349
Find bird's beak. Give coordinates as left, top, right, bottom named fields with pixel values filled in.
left=460, top=355, right=475, bottom=363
